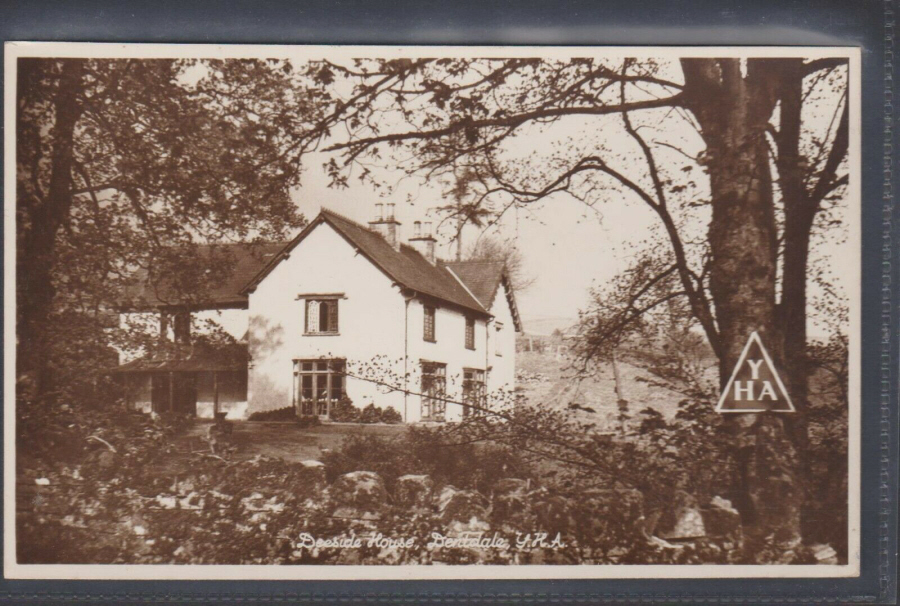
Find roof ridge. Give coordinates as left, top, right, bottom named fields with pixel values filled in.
left=444, top=265, right=487, bottom=313
left=320, top=207, right=378, bottom=233
left=444, top=259, right=505, bottom=265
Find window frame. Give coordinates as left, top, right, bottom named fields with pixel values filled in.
left=420, top=360, right=447, bottom=421
left=423, top=304, right=437, bottom=343
left=462, top=367, right=486, bottom=418
left=293, top=358, right=346, bottom=418
left=300, top=294, right=343, bottom=336
left=465, top=316, right=476, bottom=350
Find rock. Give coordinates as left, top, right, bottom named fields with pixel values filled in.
left=394, top=474, right=434, bottom=509
left=649, top=535, right=684, bottom=550
left=329, top=471, right=388, bottom=520
left=531, top=490, right=576, bottom=536
left=811, top=543, right=839, bottom=565
left=491, top=479, right=533, bottom=529
left=701, top=496, right=742, bottom=539
left=577, top=488, right=645, bottom=547
left=300, top=460, right=327, bottom=487
left=97, top=450, right=116, bottom=470
left=657, top=491, right=706, bottom=540
left=434, top=485, right=490, bottom=535
left=494, top=478, right=529, bottom=494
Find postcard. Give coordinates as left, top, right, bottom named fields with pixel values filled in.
left=4, top=42, right=860, bottom=580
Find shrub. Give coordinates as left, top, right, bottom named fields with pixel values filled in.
left=247, top=406, right=296, bottom=422
left=359, top=403, right=381, bottom=424
left=379, top=406, right=402, bottom=424
left=331, top=397, right=401, bottom=424
left=329, top=396, right=360, bottom=422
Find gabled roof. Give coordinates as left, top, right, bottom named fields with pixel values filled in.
left=242, top=209, right=490, bottom=317
left=119, top=242, right=287, bottom=310
left=441, top=260, right=505, bottom=309
left=443, top=260, right=523, bottom=332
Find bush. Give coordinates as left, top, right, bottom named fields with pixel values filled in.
left=329, top=396, right=360, bottom=422
left=359, top=403, right=381, bottom=424
left=379, top=406, right=402, bottom=424
left=331, top=397, right=402, bottom=424
left=247, top=406, right=296, bottom=422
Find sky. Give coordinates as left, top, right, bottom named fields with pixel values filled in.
left=289, top=151, right=663, bottom=334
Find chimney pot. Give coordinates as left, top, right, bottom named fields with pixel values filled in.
left=369, top=203, right=401, bottom=249
left=409, top=221, right=436, bottom=263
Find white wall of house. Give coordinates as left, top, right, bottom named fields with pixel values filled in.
left=247, top=222, right=408, bottom=417
left=405, top=299, right=489, bottom=422
left=195, top=308, right=248, bottom=341
left=487, top=281, right=518, bottom=402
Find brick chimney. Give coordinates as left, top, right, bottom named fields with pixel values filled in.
left=409, top=220, right=436, bottom=264
left=368, top=203, right=401, bottom=249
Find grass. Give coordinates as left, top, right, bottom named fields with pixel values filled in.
left=175, top=421, right=407, bottom=464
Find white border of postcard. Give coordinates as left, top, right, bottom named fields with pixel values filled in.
left=3, top=42, right=862, bottom=580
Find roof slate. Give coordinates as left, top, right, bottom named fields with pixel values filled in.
left=119, top=242, right=287, bottom=310
left=244, top=210, right=491, bottom=316
left=441, top=260, right=506, bottom=309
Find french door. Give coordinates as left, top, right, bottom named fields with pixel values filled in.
left=293, top=359, right=345, bottom=418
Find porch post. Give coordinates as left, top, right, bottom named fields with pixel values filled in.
left=213, top=370, right=219, bottom=417
left=168, top=371, right=175, bottom=413
left=325, top=361, right=332, bottom=419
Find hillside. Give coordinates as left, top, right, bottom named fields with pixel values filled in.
left=515, top=346, right=690, bottom=432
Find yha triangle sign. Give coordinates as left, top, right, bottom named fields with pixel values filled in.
left=715, top=331, right=795, bottom=413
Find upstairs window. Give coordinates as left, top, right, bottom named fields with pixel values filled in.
left=305, top=298, right=339, bottom=335
left=465, top=317, right=475, bottom=350
left=494, top=321, right=504, bottom=356
left=424, top=305, right=436, bottom=342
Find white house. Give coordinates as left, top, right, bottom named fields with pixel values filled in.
left=116, top=205, right=522, bottom=423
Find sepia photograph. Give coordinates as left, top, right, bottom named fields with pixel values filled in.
left=4, top=43, right=860, bottom=580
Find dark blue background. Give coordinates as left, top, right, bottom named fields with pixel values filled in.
left=0, top=0, right=894, bottom=602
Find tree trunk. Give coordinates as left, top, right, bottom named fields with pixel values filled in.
left=773, top=59, right=812, bottom=453
left=17, top=59, right=85, bottom=398
left=681, top=58, right=803, bottom=557
left=775, top=59, right=849, bottom=545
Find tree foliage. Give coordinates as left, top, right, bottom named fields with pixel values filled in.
left=16, top=58, right=322, bottom=398
left=464, top=235, right=535, bottom=294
